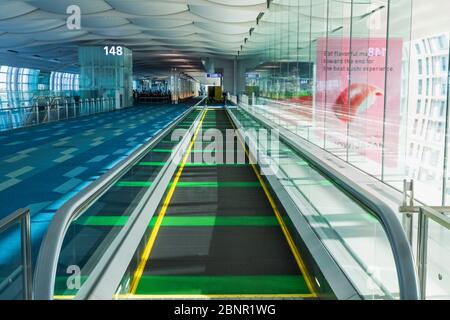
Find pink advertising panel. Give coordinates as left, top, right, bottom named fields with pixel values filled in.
left=315, top=37, right=403, bottom=167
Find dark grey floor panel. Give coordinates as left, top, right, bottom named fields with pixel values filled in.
left=166, top=187, right=274, bottom=216
left=145, top=226, right=300, bottom=276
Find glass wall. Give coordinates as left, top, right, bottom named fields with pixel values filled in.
left=79, top=46, right=133, bottom=108
left=170, top=70, right=196, bottom=103
left=0, top=67, right=80, bottom=111
left=405, top=33, right=449, bottom=205
left=0, top=65, right=80, bottom=131
left=238, top=0, right=450, bottom=299
left=239, top=0, right=450, bottom=204
left=0, top=66, right=40, bottom=109
left=49, top=72, right=79, bottom=93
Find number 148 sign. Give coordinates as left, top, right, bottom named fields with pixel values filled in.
left=104, top=46, right=123, bottom=56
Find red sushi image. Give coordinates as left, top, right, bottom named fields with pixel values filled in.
left=332, top=83, right=383, bottom=123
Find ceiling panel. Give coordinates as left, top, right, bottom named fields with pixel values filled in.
left=0, top=0, right=266, bottom=79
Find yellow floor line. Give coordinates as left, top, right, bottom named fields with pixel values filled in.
left=53, top=295, right=75, bottom=300
left=120, top=293, right=316, bottom=300
left=128, top=109, right=208, bottom=294
left=225, top=109, right=318, bottom=297
left=54, top=291, right=316, bottom=300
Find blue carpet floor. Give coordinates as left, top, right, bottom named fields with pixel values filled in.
left=0, top=101, right=194, bottom=270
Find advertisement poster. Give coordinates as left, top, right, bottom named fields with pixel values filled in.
left=315, top=37, right=403, bottom=167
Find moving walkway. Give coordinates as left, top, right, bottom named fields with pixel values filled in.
left=33, top=99, right=419, bottom=300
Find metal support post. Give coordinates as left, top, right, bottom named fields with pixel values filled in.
left=402, top=179, right=414, bottom=246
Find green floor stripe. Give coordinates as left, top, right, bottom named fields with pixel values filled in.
left=135, top=275, right=310, bottom=295
left=183, top=163, right=249, bottom=167
left=116, top=181, right=153, bottom=187
left=177, top=124, right=227, bottom=128
left=74, top=215, right=129, bottom=226
left=175, top=181, right=261, bottom=188
left=189, top=150, right=226, bottom=153
left=138, top=161, right=167, bottom=166
left=150, top=148, right=176, bottom=153
left=72, top=215, right=277, bottom=227
left=54, top=276, right=88, bottom=296
left=116, top=181, right=260, bottom=188
left=151, top=149, right=225, bottom=153
left=138, top=162, right=249, bottom=167
left=149, top=215, right=279, bottom=227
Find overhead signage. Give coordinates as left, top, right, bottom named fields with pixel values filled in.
left=245, top=73, right=260, bottom=80
left=207, top=73, right=222, bottom=78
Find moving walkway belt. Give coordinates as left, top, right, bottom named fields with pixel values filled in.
left=125, top=108, right=316, bottom=299
left=38, top=100, right=418, bottom=300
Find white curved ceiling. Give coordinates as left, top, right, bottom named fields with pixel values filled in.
left=0, top=0, right=266, bottom=79
left=0, top=0, right=421, bottom=81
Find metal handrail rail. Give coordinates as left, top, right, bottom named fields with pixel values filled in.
left=0, top=208, right=32, bottom=300
left=417, top=207, right=450, bottom=299
left=399, top=205, right=450, bottom=228
left=399, top=202, right=450, bottom=299
left=235, top=104, right=419, bottom=300
left=0, top=98, right=116, bottom=132
left=421, top=207, right=450, bottom=228
left=0, top=106, right=34, bottom=112
left=33, top=98, right=205, bottom=299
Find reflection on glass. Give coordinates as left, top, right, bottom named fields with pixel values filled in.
left=425, top=217, right=450, bottom=299
left=238, top=0, right=450, bottom=203
left=236, top=0, right=450, bottom=299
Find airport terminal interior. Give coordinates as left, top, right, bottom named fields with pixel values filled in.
left=0, top=0, right=449, bottom=301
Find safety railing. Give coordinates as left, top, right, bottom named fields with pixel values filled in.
left=0, top=208, right=32, bottom=300
left=0, top=97, right=116, bottom=132
left=400, top=180, right=450, bottom=300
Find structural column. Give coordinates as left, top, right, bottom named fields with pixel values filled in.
left=78, top=46, right=133, bottom=109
